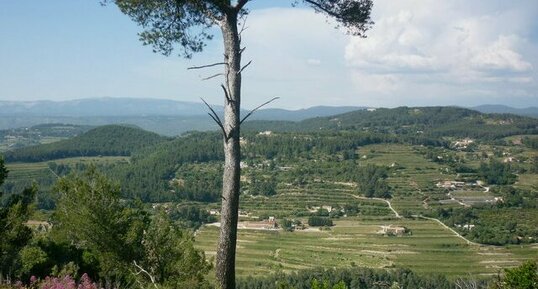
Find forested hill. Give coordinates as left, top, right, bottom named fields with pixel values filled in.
left=3, top=125, right=167, bottom=162
left=244, top=106, right=538, bottom=139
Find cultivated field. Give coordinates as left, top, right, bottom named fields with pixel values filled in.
left=4, top=156, right=129, bottom=184
left=196, top=217, right=538, bottom=278
left=196, top=143, right=537, bottom=278
left=4, top=142, right=536, bottom=280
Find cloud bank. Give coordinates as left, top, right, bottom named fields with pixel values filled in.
left=344, top=0, right=538, bottom=106
left=240, top=0, right=538, bottom=108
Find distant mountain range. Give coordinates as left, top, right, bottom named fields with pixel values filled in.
left=250, top=106, right=366, bottom=121
left=1, top=98, right=536, bottom=135
left=0, top=98, right=365, bottom=134
left=471, top=104, right=538, bottom=118
left=0, top=97, right=364, bottom=120
left=0, top=98, right=212, bottom=117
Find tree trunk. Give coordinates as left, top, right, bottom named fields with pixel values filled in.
left=215, top=12, right=241, bottom=289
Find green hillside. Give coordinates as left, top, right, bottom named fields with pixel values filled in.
left=1, top=107, right=536, bottom=279
left=2, top=125, right=167, bottom=162
left=244, top=106, right=538, bottom=139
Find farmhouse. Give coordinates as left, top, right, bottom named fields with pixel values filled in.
left=321, top=205, right=333, bottom=212
left=452, top=138, right=474, bottom=149
left=436, top=180, right=465, bottom=189
left=239, top=217, right=278, bottom=230
left=379, top=225, right=407, bottom=236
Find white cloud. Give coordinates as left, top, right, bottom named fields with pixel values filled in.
left=231, top=2, right=538, bottom=108
left=344, top=0, right=537, bottom=106
left=345, top=8, right=440, bottom=73
left=471, top=35, right=532, bottom=72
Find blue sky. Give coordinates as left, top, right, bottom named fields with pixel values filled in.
left=1, top=0, right=537, bottom=109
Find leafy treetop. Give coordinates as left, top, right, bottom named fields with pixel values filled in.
left=107, top=0, right=373, bottom=58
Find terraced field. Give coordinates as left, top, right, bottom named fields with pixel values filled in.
left=517, top=173, right=538, bottom=190
left=196, top=217, right=537, bottom=278
left=3, top=156, right=129, bottom=187
left=355, top=144, right=450, bottom=214
left=239, top=184, right=392, bottom=218
left=4, top=162, right=53, bottom=181
left=3, top=140, right=536, bottom=280
left=197, top=143, right=537, bottom=278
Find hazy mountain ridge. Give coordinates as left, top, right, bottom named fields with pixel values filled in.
left=0, top=97, right=215, bottom=117
left=249, top=106, right=366, bottom=121
left=0, top=98, right=364, bottom=119
left=2, top=98, right=537, bottom=136
left=0, top=98, right=365, bottom=134
left=471, top=104, right=538, bottom=117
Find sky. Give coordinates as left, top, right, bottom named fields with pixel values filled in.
left=0, top=0, right=537, bottom=109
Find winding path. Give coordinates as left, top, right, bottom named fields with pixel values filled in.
left=350, top=193, right=480, bottom=246
left=415, top=215, right=480, bottom=246
left=350, top=195, right=401, bottom=218
left=374, top=197, right=401, bottom=218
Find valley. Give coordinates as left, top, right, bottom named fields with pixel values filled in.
left=1, top=106, right=537, bottom=282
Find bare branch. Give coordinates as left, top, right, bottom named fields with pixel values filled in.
left=239, top=23, right=248, bottom=36
left=237, top=60, right=252, bottom=75
left=133, top=261, right=158, bottom=289
left=187, top=62, right=227, bottom=70
left=238, top=14, right=249, bottom=42
left=201, top=73, right=224, bottom=81
left=221, top=84, right=232, bottom=103
left=240, top=97, right=280, bottom=124
left=239, top=47, right=246, bottom=55
left=201, top=97, right=227, bottom=138
left=201, top=98, right=223, bottom=125
left=207, top=113, right=224, bottom=131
